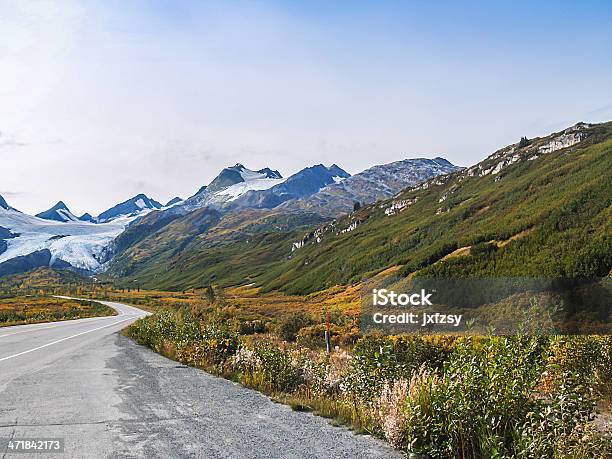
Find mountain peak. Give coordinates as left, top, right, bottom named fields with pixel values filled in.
left=327, top=164, right=351, bottom=178
left=0, top=194, right=9, bottom=210
left=279, top=157, right=460, bottom=217
left=431, top=157, right=455, bottom=167
left=97, top=194, right=162, bottom=223
left=225, top=163, right=351, bottom=210
left=79, top=212, right=95, bottom=223
left=256, top=167, right=282, bottom=179
left=52, top=201, right=68, bottom=210
left=36, top=201, right=79, bottom=222
left=165, top=197, right=183, bottom=207
left=206, top=164, right=282, bottom=194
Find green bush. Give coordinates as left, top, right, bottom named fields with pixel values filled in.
left=197, top=324, right=240, bottom=365
left=547, top=335, right=612, bottom=396
left=278, top=312, right=316, bottom=342
left=345, top=335, right=449, bottom=401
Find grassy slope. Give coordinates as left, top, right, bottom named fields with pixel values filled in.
left=107, top=208, right=324, bottom=290
left=264, top=123, right=612, bottom=294
left=108, top=122, right=612, bottom=294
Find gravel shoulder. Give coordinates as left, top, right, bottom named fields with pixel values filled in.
left=109, top=334, right=400, bottom=458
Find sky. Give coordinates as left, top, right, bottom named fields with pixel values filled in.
left=1, top=0, right=611, bottom=215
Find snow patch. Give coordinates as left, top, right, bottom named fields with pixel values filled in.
left=57, top=209, right=80, bottom=222
left=215, top=177, right=286, bottom=201
left=0, top=208, right=137, bottom=272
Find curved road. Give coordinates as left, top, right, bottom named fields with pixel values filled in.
left=0, top=299, right=399, bottom=458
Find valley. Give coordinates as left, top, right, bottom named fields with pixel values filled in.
left=0, top=121, right=610, bottom=458
left=0, top=157, right=460, bottom=280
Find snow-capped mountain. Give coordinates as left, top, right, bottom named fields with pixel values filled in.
left=0, top=200, right=127, bottom=275
left=97, top=194, right=162, bottom=223
left=179, top=164, right=285, bottom=212
left=280, top=157, right=461, bottom=217
left=228, top=164, right=350, bottom=210
left=0, top=157, right=459, bottom=277
left=36, top=201, right=80, bottom=222
left=0, top=192, right=166, bottom=276
left=206, top=164, right=282, bottom=194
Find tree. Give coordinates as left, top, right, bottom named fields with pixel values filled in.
left=278, top=312, right=316, bottom=341
left=518, top=136, right=530, bottom=148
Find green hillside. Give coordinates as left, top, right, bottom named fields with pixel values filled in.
left=107, top=208, right=325, bottom=289
left=107, top=122, right=612, bottom=295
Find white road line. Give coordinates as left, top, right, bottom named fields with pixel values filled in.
left=0, top=317, right=134, bottom=363
left=0, top=316, right=119, bottom=339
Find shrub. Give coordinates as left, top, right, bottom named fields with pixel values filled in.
left=470, top=241, right=498, bottom=258
left=237, top=319, right=267, bottom=335
left=239, top=341, right=304, bottom=392
left=373, top=378, right=410, bottom=448
left=296, top=323, right=354, bottom=349
left=401, top=337, right=544, bottom=457
left=278, top=312, right=316, bottom=342
left=515, top=370, right=599, bottom=458
left=301, top=349, right=351, bottom=397
left=518, top=136, right=530, bottom=148
left=192, top=324, right=240, bottom=366
left=344, top=335, right=449, bottom=401
left=546, top=335, right=612, bottom=397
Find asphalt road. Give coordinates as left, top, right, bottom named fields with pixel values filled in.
left=0, top=300, right=400, bottom=458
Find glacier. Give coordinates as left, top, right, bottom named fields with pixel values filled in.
left=0, top=208, right=141, bottom=272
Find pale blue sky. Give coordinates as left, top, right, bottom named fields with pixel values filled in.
left=1, top=0, right=611, bottom=214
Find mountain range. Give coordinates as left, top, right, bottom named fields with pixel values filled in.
left=279, top=157, right=458, bottom=217
left=106, top=121, right=612, bottom=294
left=2, top=120, right=610, bottom=291
left=0, top=156, right=458, bottom=276
left=226, top=164, right=351, bottom=211
left=173, top=163, right=347, bottom=213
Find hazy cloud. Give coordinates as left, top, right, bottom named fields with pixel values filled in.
left=0, top=131, right=28, bottom=148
